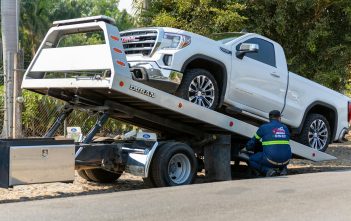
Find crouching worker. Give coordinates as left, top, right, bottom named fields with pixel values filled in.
left=246, top=110, right=292, bottom=177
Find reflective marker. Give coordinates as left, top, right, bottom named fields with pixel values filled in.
left=111, top=35, right=119, bottom=41
left=113, top=48, right=122, bottom=53
left=116, top=60, right=126, bottom=67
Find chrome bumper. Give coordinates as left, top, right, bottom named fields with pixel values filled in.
left=129, top=61, right=183, bottom=94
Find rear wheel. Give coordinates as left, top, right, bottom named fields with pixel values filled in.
left=149, top=142, right=197, bottom=187
left=84, top=168, right=122, bottom=183
left=298, top=113, right=331, bottom=152
left=142, top=176, right=156, bottom=187
left=176, top=68, right=219, bottom=109
left=77, top=169, right=92, bottom=181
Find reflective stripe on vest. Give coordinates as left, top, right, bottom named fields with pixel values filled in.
left=262, top=140, right=290, bottom=146
left=254, top=133, right=261, bottom=139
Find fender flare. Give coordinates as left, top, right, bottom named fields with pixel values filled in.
left=297, top=101, right=338, bottom=141
left=181, top=54, right=228, bottom=107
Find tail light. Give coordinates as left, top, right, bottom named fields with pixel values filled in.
left=348, top=101, right=351, bottom=123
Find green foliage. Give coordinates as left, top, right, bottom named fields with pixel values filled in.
left=58, top=32, right=105, bottom=47
left=136, top=0, right=247, bottom=36
left=242, top=0, right=351, bottom=92
left=21, top=89, right=62, bottom=136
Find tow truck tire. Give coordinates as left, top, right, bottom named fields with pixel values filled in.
left=298, top=113, right=331, bottom=152
left=150, top=142, right=197, bottom=187
left=142, top=176, right=156, bottom=188
left=176, top=68, right=219, bottom=110
left=84, top=168, right=122, bottom=183
left=77, top=169, right=92, bottom=181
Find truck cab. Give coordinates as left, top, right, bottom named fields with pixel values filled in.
left=227, top=34, right=289, bottom=122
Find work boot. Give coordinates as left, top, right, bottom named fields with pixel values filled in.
left=280, top=167, right=288, bottom=176
left=266, top=169, right=278, bottom=177
left=250, top=168, right=261, bottom=177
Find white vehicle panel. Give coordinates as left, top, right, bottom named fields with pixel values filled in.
left=31, top=45, right=111, bottom=72
left=229, top=35, right=287, bottom=115
left=284, top=72, right=350, bottom=140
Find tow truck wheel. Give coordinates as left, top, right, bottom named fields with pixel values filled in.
left=84, top=168, right=122, bottom=183
left=150, top=142, right=197, bottom=187
left=142, top=176, right=156, bottom=187
left=143, top=162, right=157, bottom=187
left=298, top=113, right=331, bottom=152
left=176, top=68, right=219, bottom=109
left=77, top=169, right=92, bottom=181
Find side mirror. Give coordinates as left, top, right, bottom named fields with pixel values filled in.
left=236, top=43, right=259, bottom=59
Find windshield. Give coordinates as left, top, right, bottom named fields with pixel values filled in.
left=210, top=32, right=246, bottom=44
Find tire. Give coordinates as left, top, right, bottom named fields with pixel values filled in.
left=149, top=142, right=197, bottom=187
left=84, top=168, right=122, bottom=183
left=176, top=68, right=219, bottom=109
left=298, top=113, right=331, bottom=152
left=142, top=177, right=156, bottom=187
left=143, top=165, right=156, bottom=187
left=77, top=169, right=92, bottom=181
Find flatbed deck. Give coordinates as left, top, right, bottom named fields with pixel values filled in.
left=22, top=16, right=336, bottom=162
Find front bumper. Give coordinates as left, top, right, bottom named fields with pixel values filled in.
left=129, top=61, right=183, bottom=94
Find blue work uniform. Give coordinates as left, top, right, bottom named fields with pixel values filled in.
left=246, top=119, right=292, bottom=174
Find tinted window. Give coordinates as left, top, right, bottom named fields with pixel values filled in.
left=237, top=38, right=276, bottom=67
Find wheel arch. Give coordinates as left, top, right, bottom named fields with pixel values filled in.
left=181, top=54, right=228, bottom=107
left=297, top=101, right=338, bottom=141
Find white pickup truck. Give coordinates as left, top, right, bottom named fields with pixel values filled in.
left=121, top=28, right=351, bottom=151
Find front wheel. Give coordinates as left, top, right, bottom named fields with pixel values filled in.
left=176, top=68, right=219, bottom=109
left=298, top=113, right=331, bottom=152
left=149, top=142, right=197, bottom=187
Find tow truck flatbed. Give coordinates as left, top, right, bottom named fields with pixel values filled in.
left=7, top=15, right=336, bottom=188
left=22, top=16, right=334, bottom=162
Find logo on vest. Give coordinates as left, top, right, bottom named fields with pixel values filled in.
left=273, top=127, right=286, bottom=138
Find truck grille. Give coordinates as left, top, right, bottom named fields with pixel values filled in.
left=120, top=29, right=158, bottom=56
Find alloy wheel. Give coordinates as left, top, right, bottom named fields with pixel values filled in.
left=188, top=75, right=215, bottom=108
left=308, top=119, right=328, bottom=150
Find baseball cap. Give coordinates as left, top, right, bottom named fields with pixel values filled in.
left=269, top=110, right=281, bottom=118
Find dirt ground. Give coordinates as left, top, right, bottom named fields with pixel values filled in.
left=0, top=142, right=351, bottom=204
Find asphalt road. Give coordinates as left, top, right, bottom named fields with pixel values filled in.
left=1, top=170, right=351, bottom=221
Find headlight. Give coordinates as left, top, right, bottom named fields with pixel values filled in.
left=161, top=32, right=191, bottom=49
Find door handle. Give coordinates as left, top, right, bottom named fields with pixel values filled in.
left=270, top=72, right=280, bottom=78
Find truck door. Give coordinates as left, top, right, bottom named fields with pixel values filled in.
left=229, top=37, right=288, bottom=116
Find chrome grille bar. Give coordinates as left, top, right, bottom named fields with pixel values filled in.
left=120, top=29, right=159, bottom=56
